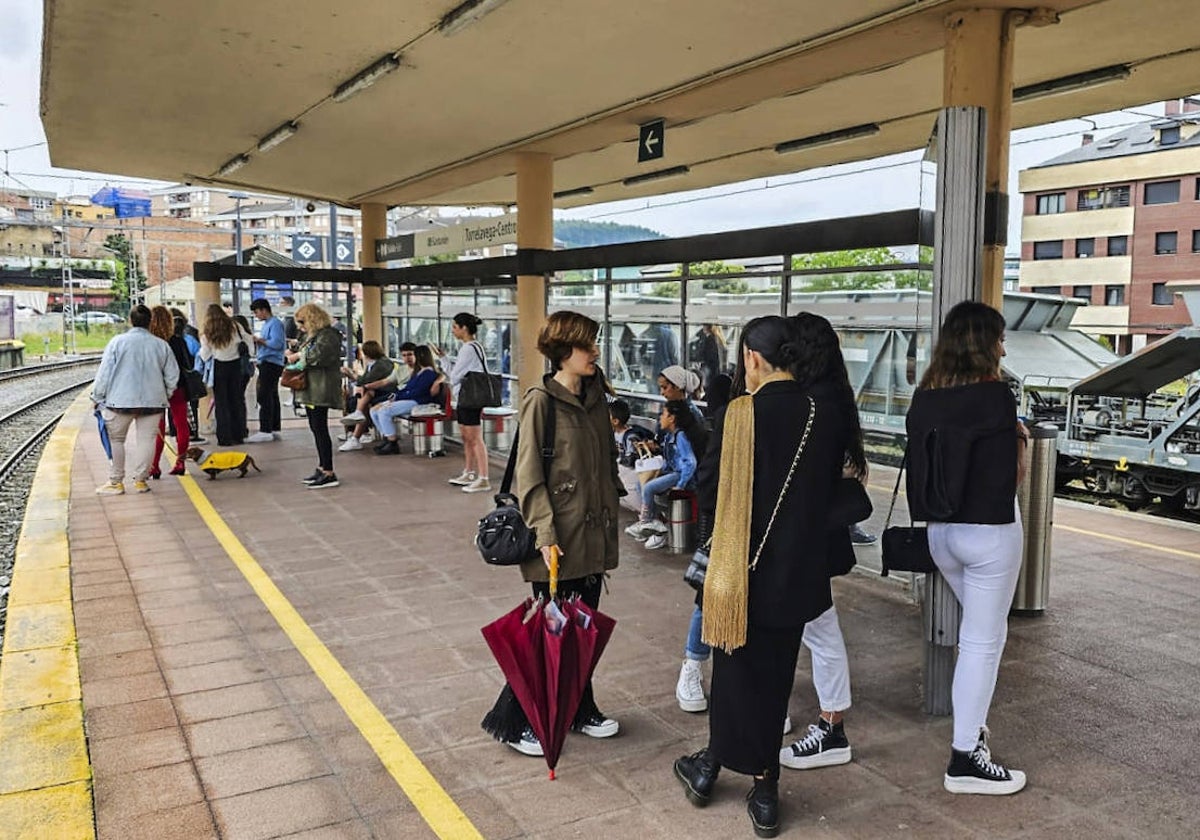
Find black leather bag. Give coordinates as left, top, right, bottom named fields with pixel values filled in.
left=880, top=451, right=937, bottom=578
left=683, top=547, right=708, bottom=592
left=829, top=476, right=873, bottom=528
left=458, top=344, right=502, bottom=411
left=184, top=369, right=207, bottom=401
left=475, top=399, right=556, bottom=566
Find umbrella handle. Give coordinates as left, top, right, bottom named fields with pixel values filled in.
left=549, top=546, right=559, bottom=599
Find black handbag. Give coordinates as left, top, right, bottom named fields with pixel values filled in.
left=880, top=451, right=937, bottom=577
left=237, top=336, right=254, bottom=379
left=184, top=369, right=207, bottom=401
left=683, top=547, right=708, bottom=592
left=829, top=476, right=872, bottom=528
left=458, top=343, right=502, bottom=411
left=475, top=399, right=556, bottom=566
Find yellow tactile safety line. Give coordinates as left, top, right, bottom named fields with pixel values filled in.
left=0, top=395, right=95, bottom=840
left=177, top=475, right=484, bottom=840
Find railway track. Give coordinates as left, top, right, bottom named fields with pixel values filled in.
left=0, top=374, right=96, bottom=656
left=0, top=357, right=98, bottom=384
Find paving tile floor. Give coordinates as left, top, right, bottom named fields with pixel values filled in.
left=64, top=417, right=1200, bottom=839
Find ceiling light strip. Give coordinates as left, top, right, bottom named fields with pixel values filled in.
left=216, top=155, right=249, bottom=177
left=775, top=123, right=880, bottom=155
left=439, top=0, right=511, bottom=36
left=257, top=122, right=299, bottom=153
left=623, top=166, right=690, bottom=187
left=553, top=186, right=594, bottom=199
left=332, top=54, right=402, bottom=103
left=1013, top=64, right=1131, bottom=103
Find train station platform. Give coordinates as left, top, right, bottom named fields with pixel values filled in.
left=2, top=395, right=1200, bottom=839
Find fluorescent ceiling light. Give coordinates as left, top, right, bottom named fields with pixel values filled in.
left=439, top=0, right=511, bottom=36
left=553, top=186, right=594, bottom=199
left=333, top=54, right=401, bottom=103
left=257, top=122, right=298, bottom=153
left=775, top=123, right=880, bottom=155
left=216, top=155, right=249, bottom=177
left=623, top=166, right=690, bottom=187
left=1013, top=65, right=1131, bottom=103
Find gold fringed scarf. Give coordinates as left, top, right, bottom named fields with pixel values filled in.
left=701, top=394, right=756, bottom=653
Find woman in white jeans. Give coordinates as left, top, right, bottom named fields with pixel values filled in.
left=907, top=300, right=1029, bottom=796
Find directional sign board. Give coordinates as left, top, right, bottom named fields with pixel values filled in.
left=374, top=214, right=519, bottom=263
left=334, top=236, right=355, bottom=266
left=376, top=234, right=415, bottom=262
left=638, top=119, right=665, bottom=163
left=291, top=234, right=324, bottom=264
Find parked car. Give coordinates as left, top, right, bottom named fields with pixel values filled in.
left=74, top=311, right=124, bottom=325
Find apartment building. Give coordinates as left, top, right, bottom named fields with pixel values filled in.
left=1018, top=100, right=1200, bottom=354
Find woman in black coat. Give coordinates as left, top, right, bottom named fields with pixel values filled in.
left=674, top=316, right=850, bottom=838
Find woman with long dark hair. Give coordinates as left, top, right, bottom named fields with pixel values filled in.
left=439, top=312, right=491, bottom=493
left=147, top=306, right=192, bottom=477
left=907, top=301, right=1027, bottom=795
left=674, top=315, right=849, bottom=837
left=284, top=303, right=344, bottom=489
left=778, top=312, right=863, bottom=774
left=199, top=303, right=252, bottom=447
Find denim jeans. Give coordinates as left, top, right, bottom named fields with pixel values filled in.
left=684, top=604, right=711, bottom=661
left=640, top=471, right=680, bottom=516
left=370, top=399, right=418, bottom=439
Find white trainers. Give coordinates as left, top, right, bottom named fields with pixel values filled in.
left=338, top=437, right=363, bottom=452
left=344, top=410, right=366, bottom=422
left=645, top=534, right=668, bottom=550
left=644, top=519, right=669, bottom=535
left=576, top=712, right=619, bottom=738
left=462, top=476, right=491, bottom=493
left=676, top=659, right=708, bottom=712
left=95, top=481, right=125, bottom=496
left=245, top=431, right=274, bottom=443
left=448, top=470, right=476, bottom=486
left=625, top=520, right=656, bottom=539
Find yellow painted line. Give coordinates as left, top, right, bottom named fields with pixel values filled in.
left=0, top=394, right=94, bottom=838
left=1055, top=523, right=1200, bottom=561
left=178, top=475, right=483, bottom=840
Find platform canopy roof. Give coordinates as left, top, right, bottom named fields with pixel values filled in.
left=40, top=0, right=1200, bottom=210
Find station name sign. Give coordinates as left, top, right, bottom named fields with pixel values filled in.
left=375, top=214, right=518, bottom=263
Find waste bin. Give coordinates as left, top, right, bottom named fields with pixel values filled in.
left=411, top=418, right=445, bottom=457
left=665, top=491, right=697, bottom=555
left=482, top=408, right=515, bottom=451
left=1012, top=423, right=1058, bottom=615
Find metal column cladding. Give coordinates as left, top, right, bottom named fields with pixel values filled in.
left=932, top=106, right=987, bottom=342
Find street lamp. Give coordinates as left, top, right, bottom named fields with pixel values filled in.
left=228, top=192, right=248, bottom=266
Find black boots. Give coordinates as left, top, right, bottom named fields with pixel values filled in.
left=674, top=749, right=720, bottom=807
left=746, top=772, right=780, bottom=838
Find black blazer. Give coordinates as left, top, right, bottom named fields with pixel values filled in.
left=698, top=380, right=848, bottom=630
left=905, top=381, right=1018, bottom=524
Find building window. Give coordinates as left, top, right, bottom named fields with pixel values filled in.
left=1144, top=180, right=1181, bottom=205
left=1077, top=185, right=1131, bottom=210
left=1104, top=285, right=1126, bottom=305
left=1036, top=193, right=1066, bottom=214
left=1033, top=240, right=1063, bottom=260
left=1072, top=285, right=1092, bottom=301
left=1160, top=126, right=1181, bottom=145
left=1156, top=232, right=1178, bottom=255
left=1152, top=283, right=1174, bottom=305
left=1107, top=235, right=1128, bottom=256
left=1075, top=238, right=1095, bottom=258
left=1193, top=230, right=1200, bottom=253
left=1032, top=285, right=1061, bottom=295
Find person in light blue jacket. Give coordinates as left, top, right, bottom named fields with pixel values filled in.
left=91, top=305, right=178, bottom=496
left=625, top=399, right=705, bottom=550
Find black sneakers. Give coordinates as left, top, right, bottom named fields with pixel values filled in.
left=944, top=728, right=1026, bottom=795
left=780, top=717, right=852, bottom=770
left=307, top=472, right=340, bottom=489
left=301, top=469, right=323, bottom=484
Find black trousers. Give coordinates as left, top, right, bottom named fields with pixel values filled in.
left=257, top=361, right=283, bottom=433
left=213, top=359, right=246, bottom=446
left=307, top=406, right=333, bottom=471
left=708, top=622, right=804, bottom=777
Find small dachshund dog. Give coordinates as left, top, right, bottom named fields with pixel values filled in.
left=185, top=447, right=262, bottom=480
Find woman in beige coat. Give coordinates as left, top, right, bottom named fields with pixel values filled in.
left=481, top=310, right=625, bottom=757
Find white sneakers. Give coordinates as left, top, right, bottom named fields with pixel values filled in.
left=676, top=659, right=708, bottom=712
left=338, top=437, right=363, bottom=452
left=245, top=431, right=274, bottom=443
left=625, top=519, right=667, bottom=540
left=449, top=470, right=476, bottom=486
left=645, top=534, right=668, bottom=550
left=343, top=410, right=366, bottom=422
left=463, top=476, right=491, bottom=493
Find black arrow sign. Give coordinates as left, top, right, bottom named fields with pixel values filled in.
left=638, top=120, right=665, bottom=163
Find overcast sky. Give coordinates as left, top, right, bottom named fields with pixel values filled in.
left=0, top=0, right=1172, bottom=252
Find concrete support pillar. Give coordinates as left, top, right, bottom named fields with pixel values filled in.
left=359, top=202, right=387, bottom=344
left=194, top=280, right=220, bottom=323
left=515, top=153, right=553, bottom=399
left=943, top=8, right=1017, bottom=309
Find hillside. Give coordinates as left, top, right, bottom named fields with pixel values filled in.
left=554, top=219, right=666, bottom=248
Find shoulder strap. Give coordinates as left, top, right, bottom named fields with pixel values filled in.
left=470, top=341, right=486, bottom=367
left=883, top=450, right=908, bottom=529
left=750, top=395, right=815, bottom=570
left=499, top=392, right=556, bottom=495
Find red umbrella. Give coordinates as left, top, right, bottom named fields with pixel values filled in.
left=481, top=548, right=616, bottom=779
